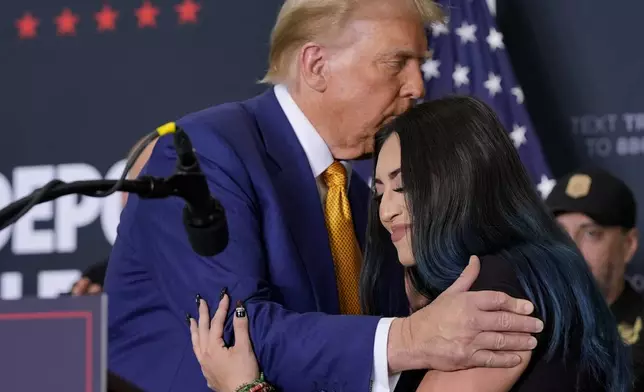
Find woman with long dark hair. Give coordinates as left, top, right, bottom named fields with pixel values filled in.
left=190, top=96, right=632, bottom=391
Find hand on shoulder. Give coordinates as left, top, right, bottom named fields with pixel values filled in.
left=388, top=256, right=542, bottom=373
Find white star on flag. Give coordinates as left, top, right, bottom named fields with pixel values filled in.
left=484, top=72, right=502, bottom=96
left=455, top=22, right=477, bottom=44
left=486, top=0, right=497, bottom=16
left=510, top=124, right=527, bottom=148
left=431, top=20, right=449, bottom=37
left=419, top=0, right=553, bottom=195
left=537, top=176, right=556, bottom=199
left=511, top=87, right=524, bottom=104
left=486, top=28, right=504, bottom=50
left=421, top=59, right=441, bottom=81
left=453, top=64, right=470, bottom=87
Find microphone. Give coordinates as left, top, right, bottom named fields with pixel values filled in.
left=172, top=127, right=229, bottom=256
left=0, top=122, right=229, bottom=257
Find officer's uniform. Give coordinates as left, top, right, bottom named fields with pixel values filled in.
left=546, top=168, right=644, bottom=391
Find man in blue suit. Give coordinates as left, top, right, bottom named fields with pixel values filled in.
left=105, top=0, right=543, bottom=391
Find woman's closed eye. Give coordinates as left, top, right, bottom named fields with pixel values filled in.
left=373, top=187, right=405, bottom=202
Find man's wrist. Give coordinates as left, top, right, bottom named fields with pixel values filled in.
left=387, top=317, right=417, bottom=374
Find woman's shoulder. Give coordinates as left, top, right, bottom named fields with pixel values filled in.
left=470, top=253, right=528, bottom=301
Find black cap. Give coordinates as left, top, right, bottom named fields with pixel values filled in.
left=545, top=168, right=637, bottom=229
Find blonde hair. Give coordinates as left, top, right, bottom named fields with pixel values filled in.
left=260, top=0, right=443, bottom=85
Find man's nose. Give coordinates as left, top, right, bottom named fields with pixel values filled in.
left=403, top=65, right=425, bottom=101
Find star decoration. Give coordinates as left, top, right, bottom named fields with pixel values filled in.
left=455, top=22, right=477, bottom=44
left=511, top=87, right=525, bottom=104
left=484, top=72, right=502, bottom=97
left=430, top=20, right=448, bottom=37
left=15, top=12, right=39, bottom=39
left=136, top=0, right=160, bottom=28
left=510, top=124, right=527, bottom=148
left=55, top=8, right=79, bottom=36
left=452, top=64, right=470, bottom=87
left=96, top=4, right=119, bottom=32
left=486, top=28, right=504, bottom=50
left=537, top=176, right=556, bottom=199
left=421, top=58, right=440, bottom=81
left=175, top=0, right=201, bottom=24
left=486, top=0, right=497, bottom=16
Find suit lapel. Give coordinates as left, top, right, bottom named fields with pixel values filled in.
left=245, top=90, right=340, bottom=314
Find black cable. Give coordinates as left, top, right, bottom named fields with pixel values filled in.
left=0, top=177, right=175, bottom=231
left=96, top=130, right=159, bottom=197
left=0, top=129, right=162, bottom=231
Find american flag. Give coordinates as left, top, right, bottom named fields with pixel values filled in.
left=422, top=0, right=556, bottom=199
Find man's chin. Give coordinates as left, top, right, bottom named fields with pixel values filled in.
left=382, top=116, right=397, bottom=125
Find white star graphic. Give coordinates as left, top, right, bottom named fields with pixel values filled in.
left=484, top=72, right=502, bottom=97
left=453, top=64, right=470, bottom=87
left=455, top=22, right=477, bottom=44
left=510, top=124, right=527, bottom=148
left=486, top=28, right=504, bottom=50
left=431, top=20, right=449, bottom=37
left=486, top=0, right=497, bottom=16
left=537, top=176, right=556, bottom=199
left=421, top=58, right=441, bottom=81
left=511, top=87, right=525, bottom=104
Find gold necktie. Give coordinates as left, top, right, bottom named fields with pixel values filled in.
left=322, top=162, right=362, bottom=315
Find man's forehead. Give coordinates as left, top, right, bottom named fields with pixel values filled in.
left=556, top=212, right=599, bottom=227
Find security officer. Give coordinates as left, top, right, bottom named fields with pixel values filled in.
left=546, top=167, right=644, bottom=390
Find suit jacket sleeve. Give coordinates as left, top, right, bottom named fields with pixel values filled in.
left=126, top=122, right=381, bottom=391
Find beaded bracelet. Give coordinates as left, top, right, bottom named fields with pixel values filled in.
left=234, top=373, right=275, bottom=392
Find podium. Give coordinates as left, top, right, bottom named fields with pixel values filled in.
left=0, top=295, right=107, bottom=392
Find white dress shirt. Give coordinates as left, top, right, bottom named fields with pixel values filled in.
left=274, top=84, right=401, bottom=392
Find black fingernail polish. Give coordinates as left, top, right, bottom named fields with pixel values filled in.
left=185, top=313, right=191, bottom=326
left=235, top=300, right=246, bottom=318
left=220, top=287, right=228, bottom=300
left=195, top=293, right=203, bottom=308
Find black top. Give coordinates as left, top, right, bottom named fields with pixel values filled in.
left=395, top=254, right=603, bottom=392
left=612, top=282, right=644, bottom=392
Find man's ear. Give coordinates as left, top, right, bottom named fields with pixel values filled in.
left=298, top=42, right=328, bottom=92
left=623, top=228, right=639, bottom=265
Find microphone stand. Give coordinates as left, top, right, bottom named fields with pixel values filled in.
left=0, top=123, right=227, bottom=391
left=0, top=170, right=228, bottom=256
left=0, top=174, right=186, bottom=230
left=0, top=126, right=228, bottom=257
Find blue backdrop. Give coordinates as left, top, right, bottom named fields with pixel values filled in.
left=496, top=0, right=644, bottom=290
left=0, top=0, right=284, bottom=299
left=1, top=0, right=643, bottom=298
